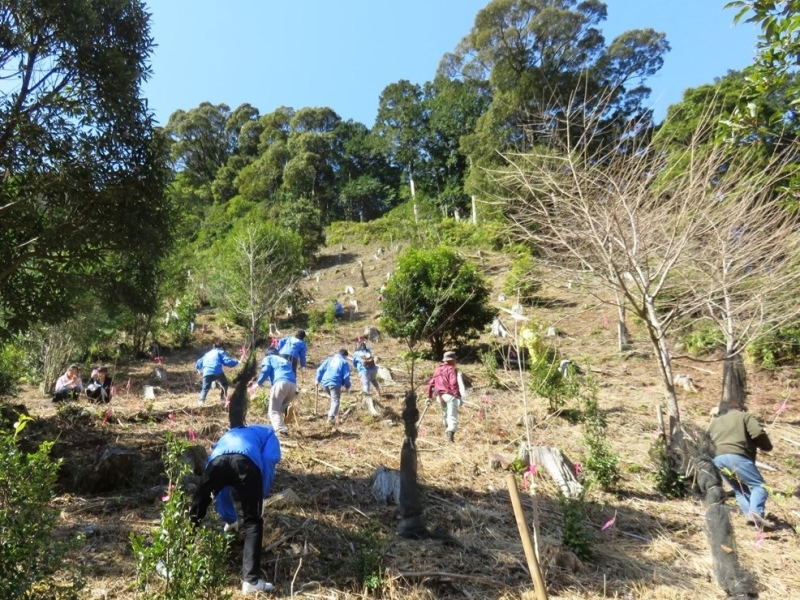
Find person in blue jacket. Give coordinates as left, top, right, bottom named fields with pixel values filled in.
left=352, top=341, right=380, bottom=398
left=253, top=348, right=297, bottom=435
left=276, top=330, right=307, bottom=375
left=333, top=299, right=345, bottom=318
left=195, top=341, right=240, bottom=405
left=191, top=424, right=281, bottom=594
left=316, top=348, right=351, bottom=425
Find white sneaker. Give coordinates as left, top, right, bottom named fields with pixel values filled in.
left=242, top=579, right=274, bottom=593
left=223, top=520, right=239, bottom=534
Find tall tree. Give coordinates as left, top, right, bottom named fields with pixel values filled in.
left=0, top=0, right=172, bottom=338
left=373, top=80, right=428, bottom=200
left=439, top=0, right=669, bottom=176
left=421, top=77, right=491, bottom=213
left=165, top=102, right=233, bottom=186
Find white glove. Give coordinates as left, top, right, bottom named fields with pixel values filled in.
left=223, top=520, right=239, bottom=534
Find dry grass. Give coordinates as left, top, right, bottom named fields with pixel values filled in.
left=11, top=241, right=800, bottom=599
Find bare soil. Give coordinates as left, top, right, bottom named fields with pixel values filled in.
left=11, top=240, right=800, bottom=599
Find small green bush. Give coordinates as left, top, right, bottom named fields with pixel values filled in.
left=682, top=323, right=724, bottom=356
left=528, top=351, right=580, bottom=412
left=0, top=415, right=85, bottom=599
left=503, top=254, right=542, bottom=305
left=163, top=293, right=199, bottom=349
left=581, top=390, right=620, bottom=491
left=131, top=434, right=231, bottom=600
left=0, top=342, right=29, bottom=397
left=747, top=325, right=800, bottom=369
left=649, top=438, right=685, bottom=498
left=307, top=309, right=325, bottom=332
left=559, top=491, right=591, bottom=560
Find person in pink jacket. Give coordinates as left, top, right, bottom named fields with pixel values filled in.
left=426, top=351, right=462, bottom=442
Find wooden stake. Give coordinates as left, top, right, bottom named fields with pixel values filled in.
left=505, top=474, right=548, bottom=600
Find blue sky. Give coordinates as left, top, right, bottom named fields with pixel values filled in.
left=142, top=1, right=759, bottom=127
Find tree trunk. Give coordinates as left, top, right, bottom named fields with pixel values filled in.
left=398, top=390, right=427, bottom=538
left=644, top=298, right=680, bottom=427
left=719, top=351, right=747, bottom=414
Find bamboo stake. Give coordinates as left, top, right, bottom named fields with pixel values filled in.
left=505, top=474, right=548, bottom=600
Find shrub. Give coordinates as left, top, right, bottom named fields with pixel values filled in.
left=747, top=325, right=800, bottom=369
left=307, top=309, right=326, bottom=332
left=581, top=390, right=620, bottom=491
left=0, top=342, right=29, bottom=397
left=163, top=293, right=199, bottom=349
left=503, top=254, right=542, bottom=304
left=649, top=438, right=685, bottom=498
left=380, top=246, right=494, bottom=357
left=131, top=434, right=231, bottom=600
left=0, top=415, right=85, bottom=599
left=682, top=323, right=725, bottom=356
left=559, top=491, right=591, bottom=560
left=521, top=325, right=580, bottom=412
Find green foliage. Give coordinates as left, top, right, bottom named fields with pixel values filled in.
left=746, top=325, right=800, bottom=369
left=0, top=1, right=173, bottom=339
left=649, top=438, right=685, bottom=498
left=162, top=293, right=199, bottom=349
left=581, top=390, right=620, bottom=491
left=0, top=415, right=85, bottom=598
left=503, top=253, right=542, bottom=304
left=326, top=201, right=507, bottom=252
left=324, top=302, right=339, bottom=329
left=521, top=325, right=579, bottom=412
left=380, top=246, right=494, bottom=356
left=682, top=323, right=725, bottom=356
left=479, top=346, right=502, bottom=389
left=559, top=491, right=592, bottom=561
left=350, top=530, right=384, bottom=592
left=0, top=342, right=29, bottom=397
left=131, top=434, right=231, bottom=600
left=306, top=309, right=326, bottom=332
left=204, top=218, right=305, bottom=342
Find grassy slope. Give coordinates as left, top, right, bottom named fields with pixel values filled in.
left=16, top=238, right=800, bottom=599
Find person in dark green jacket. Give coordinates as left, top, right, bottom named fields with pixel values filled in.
left=708, top=401, right=774, bottom=528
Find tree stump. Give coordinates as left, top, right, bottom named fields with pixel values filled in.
left=517, top=444, right=583, bottom=498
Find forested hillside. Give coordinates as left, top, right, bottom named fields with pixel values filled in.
left=3, top=1, right=800, bottom=599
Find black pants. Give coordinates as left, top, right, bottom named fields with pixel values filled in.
left=53, top=387, right=80, bottom=403
left=191, top=454, right=264, bottom=584
left=280, top=354, right=299, bottom=375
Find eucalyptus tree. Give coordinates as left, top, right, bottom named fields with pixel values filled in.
left=373, top=80, right=428, bottom=201
left=165, top=102, right=234, bottom=187
left=439, top=0, right=670, bottom=185
left=0, top=0, right=172, bottom=338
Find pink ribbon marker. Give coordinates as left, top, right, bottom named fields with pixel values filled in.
left=601, top=512, right=617, bottom=532
left=754, top=532, right=765, bottom=549
left=188, top=429, right=197, bottom=441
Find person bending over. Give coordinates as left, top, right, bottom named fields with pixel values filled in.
left=190, top=424, right=281, bottom=594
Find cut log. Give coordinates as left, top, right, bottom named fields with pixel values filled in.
left=518, top=444, right=583, bottom=498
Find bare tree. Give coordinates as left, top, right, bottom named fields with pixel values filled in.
left=681, top=156, right=800, bottom=406
left=494, top=107, right=733, bottom=425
